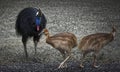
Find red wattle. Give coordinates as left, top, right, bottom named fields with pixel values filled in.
left=37, top=26, right=39, bottom=31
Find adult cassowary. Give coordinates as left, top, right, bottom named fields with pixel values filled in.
left=15, top=7, right=47, bottom=58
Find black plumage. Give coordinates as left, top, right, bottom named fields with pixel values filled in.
left=15, top=7, right=47, bottom=58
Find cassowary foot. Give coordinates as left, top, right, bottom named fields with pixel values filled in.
left=80, top=64, right=84, bottom=68
left=64, top=63, right=67, bottom=68
left=93, top=65, right=100, bottom=68
left=58, top=62, right=67, bottom=68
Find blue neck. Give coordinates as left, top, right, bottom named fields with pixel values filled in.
left=36, top=17, right=41, bottom=26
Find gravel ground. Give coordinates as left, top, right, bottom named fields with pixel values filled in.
left=0, top=0, right=120, bottom=72
left=0, top=61, right=120, bottom=72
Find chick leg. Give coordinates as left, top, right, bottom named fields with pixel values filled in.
left=58, top=56, right=70, bottom=68
left=80, top=52, right=87, bottom=68
left=58, top=52, right=71, bottom=68
left=93, top=52, right=99, bottom=68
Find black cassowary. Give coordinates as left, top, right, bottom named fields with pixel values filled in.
left=15, top=7, right=47, bottom=58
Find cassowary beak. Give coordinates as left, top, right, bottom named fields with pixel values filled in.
left=37, top=26, right=40, bottom=31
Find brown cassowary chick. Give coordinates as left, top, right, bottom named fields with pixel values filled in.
left=78, top=26, right=116, bottom=68
left=43, top=29, right=77, bottom=68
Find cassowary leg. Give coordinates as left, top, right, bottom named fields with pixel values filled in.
left=33, top=36, right=40, bottom=55
left=58, top=52, right=71, bottom=68
left=93, top=52, right=99, bottom=68
left=22, top=36, right=28, bottom=58
left=80, top=52, right=87, bottom=68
